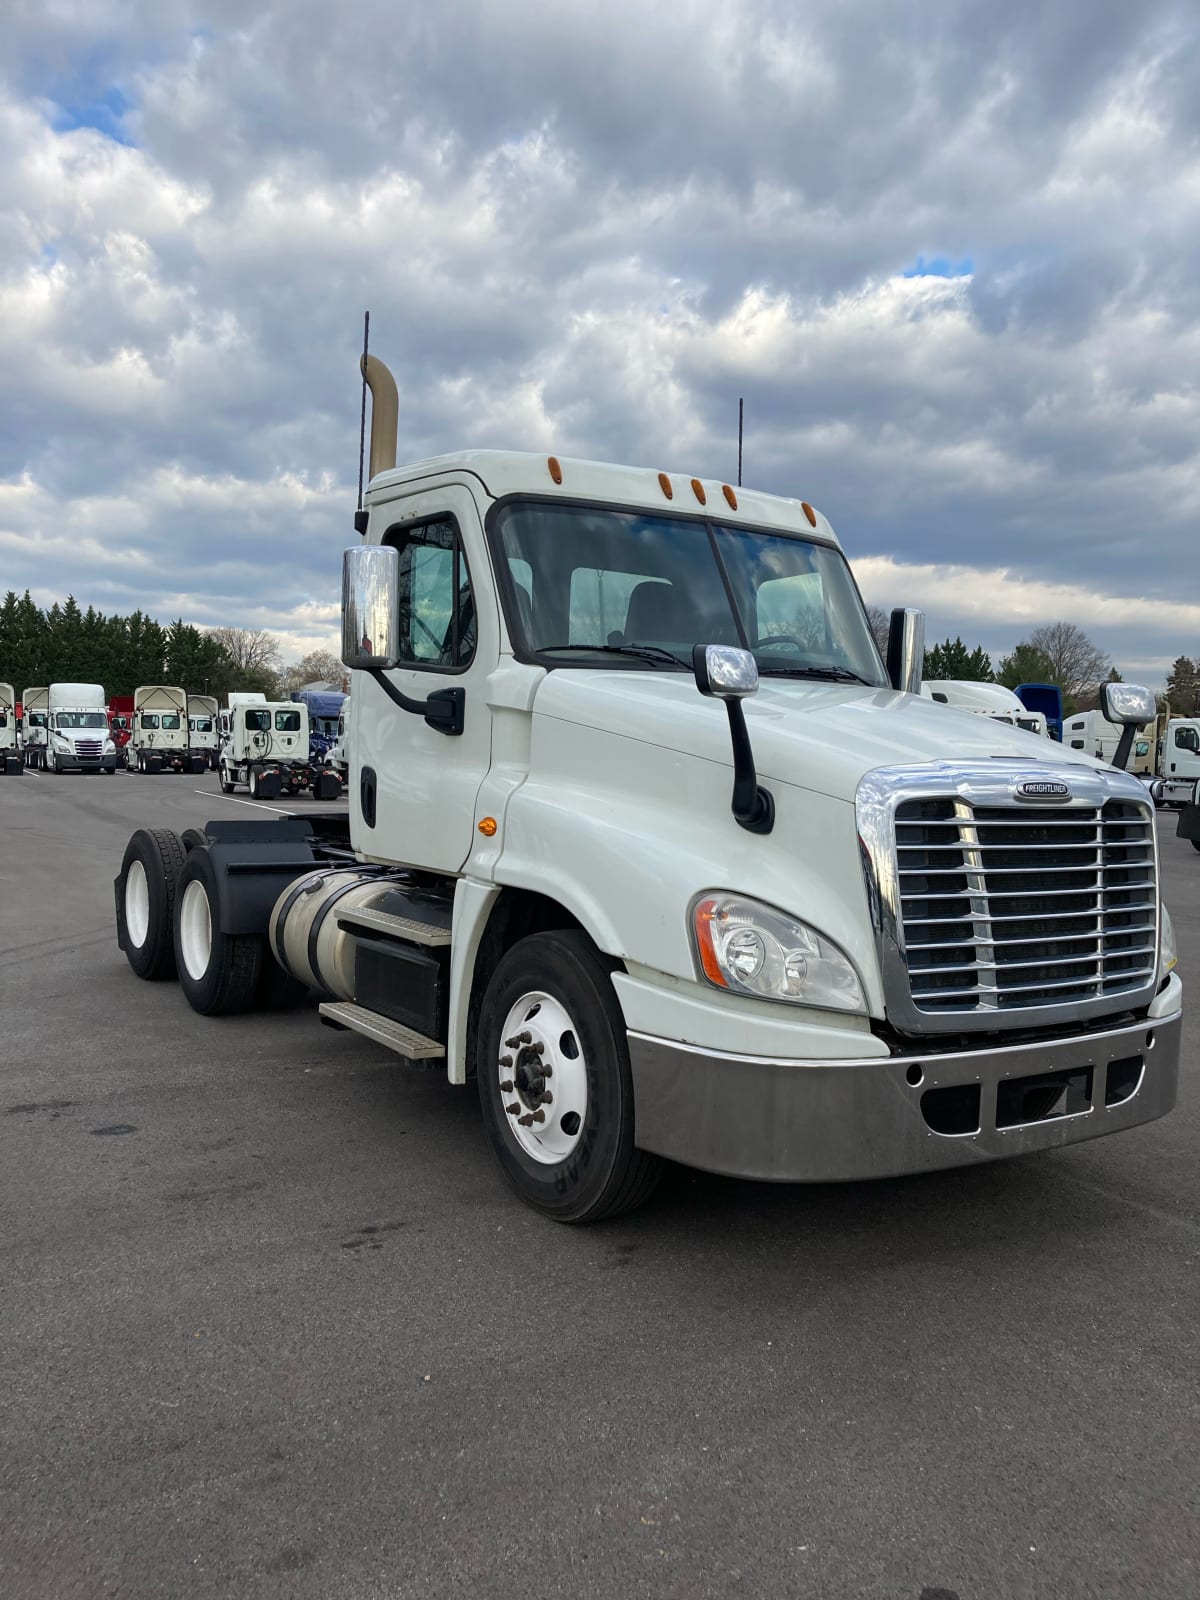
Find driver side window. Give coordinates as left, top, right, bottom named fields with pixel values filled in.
left=388, top=517, right=476, bottom=669
left=1175, top=726, right=1199, bottom=753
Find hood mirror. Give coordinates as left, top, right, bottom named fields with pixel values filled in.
left=1100, top=681, right=1156, bottom=771
left=887, top=608, right=925, bottom=694
left=692, top=644, right=773, bottom=834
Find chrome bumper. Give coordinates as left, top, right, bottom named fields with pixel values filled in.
left=628, top=1011, right=1181, bottom=1182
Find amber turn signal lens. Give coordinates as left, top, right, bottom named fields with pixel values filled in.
left=478, top=816, right=498, bottom=837
left=693, top=897, right=729, bottom=988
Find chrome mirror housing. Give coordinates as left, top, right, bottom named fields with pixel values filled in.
left=1100, top=681, right=1156, bottom=727
left=887, top=608, right=925, bottom=694
left=342, top=546, right=399, bottom=670
left=692, top=644, right=759, bottom=700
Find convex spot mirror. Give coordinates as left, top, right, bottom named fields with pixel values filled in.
left=342, top=546, right=399, bottom=671
left=693, top=644, right=759, bottom=700
left=1100, top=681, right=1156, bottom=727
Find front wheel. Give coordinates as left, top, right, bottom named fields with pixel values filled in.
left=219, top=766, right=235, bottom=794
left=476, top=931, right=662, bottom=1223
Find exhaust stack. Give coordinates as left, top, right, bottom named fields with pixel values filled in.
left=360, top=353, right=399, bottom=481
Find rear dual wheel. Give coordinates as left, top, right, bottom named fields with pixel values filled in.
left=174, top=850, right=307, bottom=1015
left=119, top=829, right=186, bottom=979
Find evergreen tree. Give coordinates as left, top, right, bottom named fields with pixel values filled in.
left=1166, top=656, right=1200, bottom=716
left=923, top=637, right=993, bottom=682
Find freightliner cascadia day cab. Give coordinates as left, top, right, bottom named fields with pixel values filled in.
left=21, top=687, right=48, bottom=767
left=125, top=685, right=206, bottom=774
left=112, top=352, right=1183, bottom=1222
left=46, top=684, right=117, bottom=773
left=0, top=683, right=20, bottom=774
left=188, top=695, right=219, bottom=769
left=217, top=698, right=342, bottom=802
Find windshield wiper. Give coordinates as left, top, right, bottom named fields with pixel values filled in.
left=758, top=664, right=875, bottom=685
left=537, top=643, right=691, bottom=669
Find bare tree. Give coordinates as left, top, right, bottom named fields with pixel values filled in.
left=206, top=625, right=284, bottom=696
left=864, top=604, right=890, bottom=659
left=1028, top=621, right=1109, bottom=702
left=281, top=648, right=349, bottom=694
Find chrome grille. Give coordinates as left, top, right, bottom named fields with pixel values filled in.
left=73, top=740, right=104, bottom=757
left=896, top=798, right=1156, bottom=1014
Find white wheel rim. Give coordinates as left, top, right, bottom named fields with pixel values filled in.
left=125, top=860, right=150, bottom=949
left=497, top=991, right=588, bottom=1164
left=179, top=878, right=213, bottom=981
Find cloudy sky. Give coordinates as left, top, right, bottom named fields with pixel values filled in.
left=3, top=0, right=1198, bottom=680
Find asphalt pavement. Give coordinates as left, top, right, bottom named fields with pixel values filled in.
left=1, top=767, right=1197, bottom=1599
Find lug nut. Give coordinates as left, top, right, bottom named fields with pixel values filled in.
left=505, top=1103, right=520, bottom=1116
left=532, top=1109, right=546, bottom=1124
left=540, top=1092, right=553, bottom=1106
left=540, top=1064, right=552, bottom=1078
left=500, top=1080, right=514, bottom=1092
left=499, top=1055, right=513, bottom=1068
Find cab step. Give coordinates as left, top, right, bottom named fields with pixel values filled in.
left=318, top=1001, right=446, bottom=1060
left=335, top=906, right=452, bottom=947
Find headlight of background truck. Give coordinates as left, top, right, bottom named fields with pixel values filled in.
left=692, top=894, right=866, bottom=1013
left=1161, top=904, right=1177, bottom=982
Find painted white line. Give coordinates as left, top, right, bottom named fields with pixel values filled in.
left=193, top=789, right=291, bottom=815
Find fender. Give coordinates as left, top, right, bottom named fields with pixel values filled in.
left=200, top=819, right=320, bottom=936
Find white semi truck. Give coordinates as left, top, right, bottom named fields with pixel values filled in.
left=124, top=685, right=206, bottom=774
left=111, top=353, right=1182, bottom=1222
left=22, top=687, right=48, bottom=767
left=217, top=698, right=342, bottom=801
left=46, top=683, right=117, bottom=773
left=188, top=695, right=220, bottom=769
left=921, top=679, right=1049, bottom=736
left=1149, top=716, right=1200, bottom=808
left=328, top=695, right=352, bottom=778
left=0, top=683, right=20, bottom=775
left=1065, top=709, right=1154, bottom=776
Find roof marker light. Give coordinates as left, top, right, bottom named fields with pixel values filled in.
left=658, top=472, right=673, bottom=499
left=722, top=485, right=737, bottom=510
left=548, top=456, right=563, bottom=485
left=691, top=478, right=707, bottom=505
left=801, top=501, right=817, bottom=527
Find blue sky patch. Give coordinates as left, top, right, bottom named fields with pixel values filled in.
left=51, top=85, right=134, bottom=146
left=903, top=254, right=974, bottom=279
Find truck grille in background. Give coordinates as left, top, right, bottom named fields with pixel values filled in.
left=73, top=741, right=104, bottom=758
left=895, top=799, right=1157, bottom=1014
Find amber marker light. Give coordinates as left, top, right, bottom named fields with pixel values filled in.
left=548, top=456, right=563, bottom=485
left=693, top=897, right=729, bottom=988
left=722, top=484, right=737, bottom=510
left=691, top=478, right=707, bottom=505
left=478, top=816, right=498, bottom=836
left=801, top=501, right=817, bottom=527
left=658, top=472, right=673, bottom=499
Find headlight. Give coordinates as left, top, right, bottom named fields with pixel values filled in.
left=1160, top=904, right=1177, bottom=980
left=692, top=894, right=866, bottom=1013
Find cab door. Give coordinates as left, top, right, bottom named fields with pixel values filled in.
left=354, top=481, right=497, bottom=874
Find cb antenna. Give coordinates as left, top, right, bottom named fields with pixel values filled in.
left=737, top=396, right=744, bottom=488
left=354, top=311, right=370, bottom=534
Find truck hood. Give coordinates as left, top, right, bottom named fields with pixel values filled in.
left=532, top=671, right=1106, bottom=804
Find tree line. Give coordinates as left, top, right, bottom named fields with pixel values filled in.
left=864, top=611, right=1190, bottom=717
left=0, top=591, right=347, bottom=704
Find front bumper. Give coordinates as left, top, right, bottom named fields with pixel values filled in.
left=628, top=1001, right=1181, bottom=1182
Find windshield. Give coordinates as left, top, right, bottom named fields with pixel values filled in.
left=56, top=711, right=107, bottom=729
left=491, top=502, right=886, bottom=684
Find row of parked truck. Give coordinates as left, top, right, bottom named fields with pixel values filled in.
left=0, top=681, right=350, bottom=800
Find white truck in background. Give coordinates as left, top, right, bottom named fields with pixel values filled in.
left=45, top=684, right=117, bottom=773
left=108, top=348, right=1182, bottom=1223
left=328, top=695, right=352, bottom=778
left=125, top=686, right=205, bottom=774
left=1065, top=709, right=1154, bottom=776
left=921, top=680, right=1048, bottom=735
left=217, top=698, right=342, bottom=801
left=22, top=687, right=48, bottom=768
left=0, top=683, right=20, bottom=775
left=188, top=695, right=220, bottom=770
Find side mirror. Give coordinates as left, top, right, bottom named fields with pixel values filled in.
left=1100, top=682, right=1155, bottom=727
left=342, top=546, right=399, bottom=670
left=887, top=608, right=925, bottom=694
left=692, top=644, right=759, bottom=700
left=692, top=644, right=772, bottom=834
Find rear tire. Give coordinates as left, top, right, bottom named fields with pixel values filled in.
left=174, top=849, right=263, bottom=1015
left=119, top=828, right=186, bottom=980
left=476, top=930, right=662, bottom=1223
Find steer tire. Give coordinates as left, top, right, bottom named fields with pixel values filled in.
left=174, top=849, right=263, bottom=1016
left=118, top=828, right=186, bottom=981
left=476, top=930, right=662, bottom=1224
